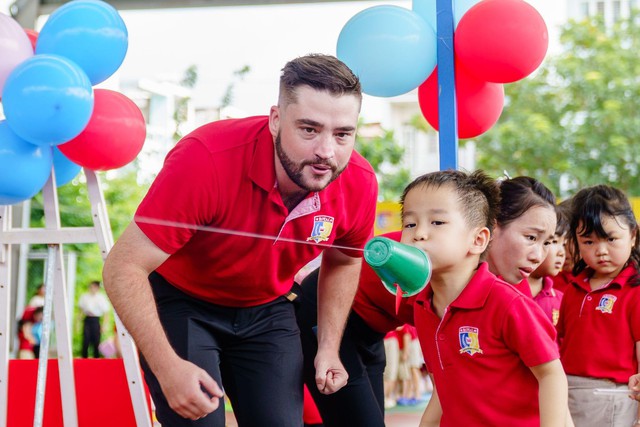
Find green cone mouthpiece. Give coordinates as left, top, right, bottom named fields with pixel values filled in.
left=364, top=236, right=431, bottom=297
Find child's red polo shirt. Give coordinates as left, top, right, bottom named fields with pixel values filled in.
left=414, top=263, right=559, bottom=427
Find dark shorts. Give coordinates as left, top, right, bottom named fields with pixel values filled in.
left=142, top=272, right=304, bottom=427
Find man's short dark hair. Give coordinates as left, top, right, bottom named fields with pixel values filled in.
left=279, top=54, right=362, bottom=107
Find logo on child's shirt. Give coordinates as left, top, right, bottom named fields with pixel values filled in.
left=552, top=309, right=560, bottom=325
left=459, top=326, right=483, bottom=356
left=307, top=215, right=334, bottom=243
left=595, top=294, right=617, bottom=314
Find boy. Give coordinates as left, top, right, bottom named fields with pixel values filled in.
left=400, top=170, right=568, bottom=427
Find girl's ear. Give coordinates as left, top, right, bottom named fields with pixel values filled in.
left=470, top=227, right=491, bottom=255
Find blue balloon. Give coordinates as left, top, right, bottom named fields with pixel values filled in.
left=337, top=6, right=437, bottom=97
left=2, top=54, right=94, bottom=146
left=52, top=147, right=82, bottom=186
left=0, top=121, right=53, bottom=205
left=36, top=0, right=128, bottom=85
left=412, top=0, right=481, bottom=30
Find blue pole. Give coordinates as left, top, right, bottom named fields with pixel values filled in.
left=435, top=0, right=458, bottom=170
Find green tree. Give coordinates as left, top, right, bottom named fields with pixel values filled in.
left=173, top=65, right=199, bottom=141
left=475, top=13, right=640, bottom=196
left=220, top=65, right=251, bottom=109
left=356, top=121, right=410, bottom=201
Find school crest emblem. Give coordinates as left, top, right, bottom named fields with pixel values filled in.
left=595, top=294, right=617, bottom=314
left=307, top=215, right=334, bottom=243
left=459, top=326, right=483, bottom=356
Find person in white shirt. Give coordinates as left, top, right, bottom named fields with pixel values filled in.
left=78, top=280, right=111, bottom=358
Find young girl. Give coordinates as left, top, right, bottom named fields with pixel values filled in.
left=486, top=176, right=558, bottom=294
left=557, top=185, right=640, bottom=427
left=528, top=205, right=569, bottom=326
left=405, top=170, right=567, bottom=427
left=553, top=199, right=576, bottom=293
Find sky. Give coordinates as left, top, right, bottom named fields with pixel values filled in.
left=12, top=0, right=563, bottom=124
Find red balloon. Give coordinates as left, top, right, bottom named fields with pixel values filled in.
left=24, top=29, right=38, bottom=52
left=418, top=64, right=504, bottom=139
left=455, top=0, right=548, bottom=83
left=58, top=89, right=146, bottom=171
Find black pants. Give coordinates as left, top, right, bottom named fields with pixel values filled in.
left=297, top=269, right=386, bottom=427
left=82, top=316, right=101, bottom=358
left=142, top=272, right=304, bottom=427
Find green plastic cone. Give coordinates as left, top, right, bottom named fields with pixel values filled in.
left=364, top=236, right=431, bottom=297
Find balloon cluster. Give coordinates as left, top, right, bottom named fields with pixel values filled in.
left=0, top=0, right=146, bottom=205
left=337, top=0, right=548, bottom=139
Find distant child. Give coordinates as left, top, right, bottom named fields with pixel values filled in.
left=528, top=205, right=570, bottom=326
left=557, top=185, right=640, bottom=427
left=553, top=199, right=575, bottom=293
left=404, top=170, right=567, bottom=427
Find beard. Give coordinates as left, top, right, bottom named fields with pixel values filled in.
left=274, top=132, right=347, bottom=192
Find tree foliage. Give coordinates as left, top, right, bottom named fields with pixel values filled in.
left=356, top=121, right=410, bottom=201
left=475, top=13, right=640, bottom=196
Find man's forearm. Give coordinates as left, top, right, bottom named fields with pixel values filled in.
left=316, top=252, right=361, bottom=353
left=103, top=263, right=179, bottom=372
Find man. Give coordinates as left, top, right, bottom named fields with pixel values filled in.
left=103, top=54, right=378, bottom=426
left=78, top=280, right=111, bottom=358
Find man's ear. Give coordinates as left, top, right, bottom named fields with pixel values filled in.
left=268, top=105, right=280, bottom=139
left=470, top=227, right=491, bottom=255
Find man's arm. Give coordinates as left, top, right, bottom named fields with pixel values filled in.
left=530, top=359, right=568, bottom=427
left=103, top=222, right=223, bottom=420
left=314, top=247, right=362, bottom=394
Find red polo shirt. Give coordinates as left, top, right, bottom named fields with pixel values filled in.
left=533, top=276, right=564, bottom=326
left=414, top=263, right=559, bottom=427
left=352, top=231, right=417, bottom=333
left=135, top=116, right=377, bottom=307
left=557, top=265, right=640, bottom=384
left=552, top=270, right=574, bottom=293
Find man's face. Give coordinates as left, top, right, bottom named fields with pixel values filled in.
left=269, top=85, right=360, bottom=192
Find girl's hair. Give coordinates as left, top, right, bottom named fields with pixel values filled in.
left=400, top=169, right=501, bottom=234
left=496, top=176, right=556, bottom=227
left=569, top=185, right=640, bottom=286
left=279, top=54, right=362, bottom=107
left=555, top=200, right=571, bottom=237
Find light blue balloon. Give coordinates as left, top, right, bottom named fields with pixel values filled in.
left=337, top=6, right=437, bottom=97
left=412, top=0, right=481, bottom=30
left=2, top=54, right=94, bottom=146
left=36, top=0, right=128, bottom=85
left=0, top=121, right=53, bottom=205
left=52, top=147, right=82, bottom=187
left=412, top=0, right=436, bottom=31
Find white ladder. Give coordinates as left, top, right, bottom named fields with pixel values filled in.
left=0, top=170, right=152, bottom=427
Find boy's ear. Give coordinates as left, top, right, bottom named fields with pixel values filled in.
left=470, top=227, right=491, bottom=255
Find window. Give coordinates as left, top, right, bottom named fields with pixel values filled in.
left=613, top=1, right=621, bottom=20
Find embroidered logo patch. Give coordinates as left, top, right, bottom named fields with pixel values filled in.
left=595, top=294, right=617, bottom=314
left=459, top=326, right=483, bottom=356
left=307, top=215, right=334, bottom=243
left=552, top=309, right=560, bottom=325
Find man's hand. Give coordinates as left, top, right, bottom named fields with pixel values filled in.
left=314, top=349, right=348, bottom=394
left=156, top=357, right=224, bottom=420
